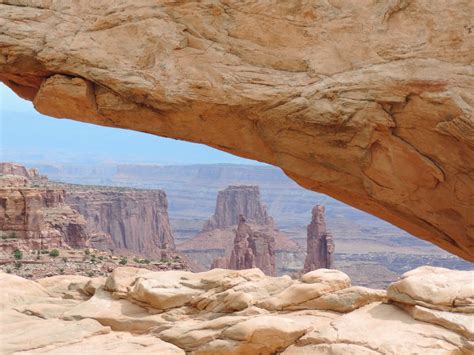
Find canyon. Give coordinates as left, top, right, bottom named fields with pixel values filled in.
left=227, top=216, right=277, bottom=276
left=0, top=163, right=179, bottom=263
left=65, top=187, right=175, bottom=257
left=1, top=0, right=473, bottom=260
left=0, top=172, right=89, bottom=252
left=29, top=162, right=474, bottom=287
left=178, top=185, right=303, bottom=275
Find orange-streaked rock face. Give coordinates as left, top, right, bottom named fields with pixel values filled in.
left=304, top=205, right=335, bottom=273
left=65, top=189, right=176, bottom=256
left=1, top=1, right=473, bottom=260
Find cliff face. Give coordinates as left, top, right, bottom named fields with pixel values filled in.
left=228, top=216, right=276, bottom=276
left=0, top=176, right=89, bottom=251
left=65, top=189, right=175, bottom=257
left=203, top=186, right=273, bottom=231
left=0, top=163, right=47, bottom=182
left=303, top=205, right=335, bottom=273
left=1, top=1, right=472, bottom=260
left=178, top=185, right=301, bottom=274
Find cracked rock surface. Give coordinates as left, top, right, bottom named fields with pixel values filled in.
left=1, top=266, right=473, bottom=354
left=0, top=0, right=473, bottom=260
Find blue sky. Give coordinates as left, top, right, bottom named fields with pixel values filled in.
left=0, top=84, right=260, bottom=165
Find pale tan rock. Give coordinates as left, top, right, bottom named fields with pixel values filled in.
left=400, top=304, right=474, bottom=340
left=283, top=343, right=380, bottom=355
left=0, top=315, right=110, bottom=354
left=387, top=266, right=474, bottom=312
left=104, top=266, right=150, bottom=295
left=130, top=272, right=202, bottom=310
left=82, top=276, right=106, bottom=296
left=62, top=287, right=166, bottom=332
left=0, top=272, right=51, bottom=310
left=259, top=269, right=351, bottom=311
left=18, top=332, right=185, bottom=354
left=1, top=1, right=473, bottom=260
left=157, top=316, right=248, bottom=351
left=220, top=315, right=310, bottom=354
left=14, top=298, right=80, bottom=319
left=290, top=286, right=387, bottom=313
left=298, top=302, right=473, bottom=354
left=37, top=275, right=91, bottom=299
left=300, top=268, right=351, bottom=287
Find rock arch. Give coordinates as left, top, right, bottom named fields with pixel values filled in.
left=1, top=0, right=473, bottom=260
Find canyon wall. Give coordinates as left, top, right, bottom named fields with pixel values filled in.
left=0, top=176, right=89, bottom=251
left=0, top=1, right=472, bottom=260
left=65, top=188, right=175, bottom=257
left=178, top=185, right=302, bottom=274
left=228, top=216, right=276, bottom=276
left=303, top=205, right=335, bottom=273
left=203, top=185, right=273, bottom=231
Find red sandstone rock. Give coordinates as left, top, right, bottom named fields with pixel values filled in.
left=303, top=206, right=335, bottom=273
left=228, top=216, right=276, bottom=276
left=65, top=189, right=175, bottom=257
left=0, top=184, right=89, bottom=251
left=203, top=186, right=273, bottom=231
left=210, top=256, right=228, bottom=270
left=178, top=185, right=300, bottom=273
left=0, top=162, right=47, bottom=182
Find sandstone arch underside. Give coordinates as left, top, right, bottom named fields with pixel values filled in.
left=1, top=0, right=473, bottom=260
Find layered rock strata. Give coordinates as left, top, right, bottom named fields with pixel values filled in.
left=178, top=185, right=301, bottom=274
left=2, top=266, right=472, bottom=354
left=0, top=176, right=89, bottom=251
left=228, top=216, right=276, bottom=276
left=0, top=162, right=46, bottom=182
left=303, top=205, right=335, bottom=273
left=203, top=186, right=273, bottom=231
left=65, top=189, right=175, bottom=257
left=1, top=1, right=472, bottom=260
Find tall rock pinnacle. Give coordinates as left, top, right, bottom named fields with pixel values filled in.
left=303, top=205, right=335, bottom=273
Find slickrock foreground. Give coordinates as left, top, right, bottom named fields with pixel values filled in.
left=1, top=266, right=472, bottom=354
left=0, top=1, right=473, bottom=260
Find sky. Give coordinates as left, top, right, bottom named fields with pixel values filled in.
left=0, top=84, right=260, bottom=165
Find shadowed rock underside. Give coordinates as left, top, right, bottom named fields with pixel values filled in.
left=0, top=0, right=473, bottom=260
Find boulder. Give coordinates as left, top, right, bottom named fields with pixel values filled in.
left=387, top=266, right=474, bottom=312
left=294, top=302, right=473, bottom=354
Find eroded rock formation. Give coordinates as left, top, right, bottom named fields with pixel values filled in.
left=303, top=205, right=335, bottom=273
left=2, top=266, right=472, bottom=353
left=228, top=215, right=276, bottom=276
left=203, top=186, right=273, bottom=231
left=0, top=1, right=472, bottom=260
left=178, top=185, right=301, bottom=274
left=65, top=188, right=175, bottom=257
left=0, top=175, right=89, bottom=251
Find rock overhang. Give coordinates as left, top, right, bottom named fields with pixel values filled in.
left=1, top=0, right=473, bottom=260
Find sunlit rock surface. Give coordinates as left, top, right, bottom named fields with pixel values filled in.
left=1, top=266, right=473, bottom=354
left=0, top=1, right=473, bottom=260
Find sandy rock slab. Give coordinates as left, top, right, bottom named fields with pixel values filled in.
left=287, top=302, right=474, bottom=354
left=15, top=332, right=185, bottom=354
left=387, top=266, right=474, bottom=312
left=2, top=267, right=474, bottom=354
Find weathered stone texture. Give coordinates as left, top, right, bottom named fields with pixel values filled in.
left=303, top=205, right=335, bottom=273
left=0, top=1, right=473, bottom=260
